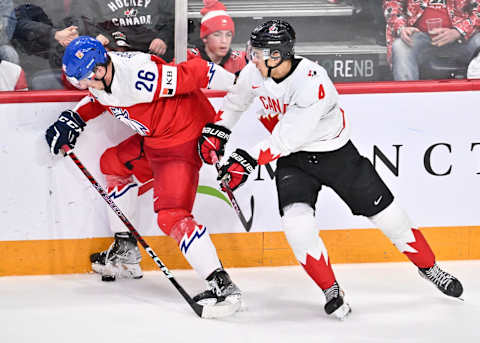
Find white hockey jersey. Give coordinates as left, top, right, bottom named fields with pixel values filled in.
left=216, top=57, right=350, bottom=165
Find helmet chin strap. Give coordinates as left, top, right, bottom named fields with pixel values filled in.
left=95, top=62, right=114, bottom=93
left=265, top=57, right=284, bottom=78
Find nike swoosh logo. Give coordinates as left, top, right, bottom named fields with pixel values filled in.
left=252, top=85, right=261, bottom=89
left=374, top=195, right=383, bottom=206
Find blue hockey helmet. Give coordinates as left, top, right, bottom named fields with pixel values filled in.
left=62, top=36, right=107, bottom=88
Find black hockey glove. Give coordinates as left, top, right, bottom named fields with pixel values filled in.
left=198, top=123, right=231, bottom=165
left=217, top=148, right=257, bottom=191
left=45, top=110, right=86, bottom=155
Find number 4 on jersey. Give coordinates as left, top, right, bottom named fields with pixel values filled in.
left=319, top=84, right=325, bottom=99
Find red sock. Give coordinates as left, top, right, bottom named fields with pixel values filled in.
left=301, top=253, right=336, bottom=290
left=403, top=228, right=435, bottom=268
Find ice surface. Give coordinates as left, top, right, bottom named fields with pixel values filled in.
left=1, top=261, right=479, bottom=343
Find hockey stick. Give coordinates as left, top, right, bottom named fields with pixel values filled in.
left=62, top=145, right=239, bottom=318
left=210, top=151, right=254, bottom=232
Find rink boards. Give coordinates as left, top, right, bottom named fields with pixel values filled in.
left=1, top=81, right=480, bottom=276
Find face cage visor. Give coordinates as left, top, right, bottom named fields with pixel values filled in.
left=65, top=70, right=95, bottom=90
left=246, top=41, right=282, bottom=62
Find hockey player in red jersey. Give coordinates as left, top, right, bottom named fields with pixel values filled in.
left=198, top=20, right=464, bottom=320
left=45, top=36, right=241, bottom=313
left=187, top=0, right=246, bottom=77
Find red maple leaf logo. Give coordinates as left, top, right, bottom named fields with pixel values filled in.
left=258, top=148, right=281, bottom=165
left=258, top=113, right=280, bottom=133
left=301, top=253, right=335, bottom=289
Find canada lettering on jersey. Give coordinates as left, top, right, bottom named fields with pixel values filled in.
left=110, top=107, right=150, bottom=136
left=259, top=96, right=288, bottom=114
left=107, top=0, right=152, bottom=12
left=112, top=15, right=151, bottom=27
left=108, top=0, right=152, bottom=27
left=258, top=96, right=288, bottom=133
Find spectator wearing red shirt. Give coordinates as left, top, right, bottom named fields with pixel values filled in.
left=384, top=0, right=480, bottom=80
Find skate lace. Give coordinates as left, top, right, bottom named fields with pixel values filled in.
left=104, top=239, right=139, bottom=264
left=323, top=282, right=340, bottom=302
left=207, top=272, right=239, bottom=297
left=207, top=279, right=223, bottom=297
left=425, top=265, right=453, bottom=289
left=104, top=241, right=119, bottom=263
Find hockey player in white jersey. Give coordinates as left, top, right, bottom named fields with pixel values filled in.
left=198, top=20, right=464, bottom=320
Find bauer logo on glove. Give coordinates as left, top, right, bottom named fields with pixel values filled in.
left=217, top=148, right=258, bottom=191
left=198, top=123, right=231, bottom=165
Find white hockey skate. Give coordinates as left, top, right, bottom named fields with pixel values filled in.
left=193, top=268, right=242, bottom=316
left=90, top=232, right=143, bottom=281
left=323, top=281, right=352, bottom=320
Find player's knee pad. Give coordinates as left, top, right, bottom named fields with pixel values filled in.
left=156, top=208, right=192, bottom=238
left=100, top=146, right=132, bottom=177
left=368, top=200, right=415, bottom=246
left=281, top=203, right=328, bottom=264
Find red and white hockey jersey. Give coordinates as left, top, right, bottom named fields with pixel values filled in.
left=73, top=51, right=227, bottom=148
left=216, top=58, right=350, bottom=165
left=0, top=60, right=28, bottom=91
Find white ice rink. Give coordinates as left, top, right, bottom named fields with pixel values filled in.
left=1, top=260, right=479, bottom=343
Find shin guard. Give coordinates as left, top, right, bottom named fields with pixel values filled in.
left=159, top=209, right=222, bottom=280
left=369, top=201, right=435, bottom=268
left=282, top=203, right=336, bottom=290
left=106, top=175, right=139, bottom=234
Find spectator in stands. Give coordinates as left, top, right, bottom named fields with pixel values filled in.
left=0, top=0, right=19, bottom=64
left=11, top=0, right=175, bottom=89
left=11, top=1, right=80, bottom=89
left=384, top=0, right=480, bottom=80
left=0, top=58, right=27, bottom=90
left=188, top=0, right=246, bottom=79
left=69, top=0, right=175, bottom=61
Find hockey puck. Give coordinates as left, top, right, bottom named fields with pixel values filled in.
left=101, top=275, right=116, bottom=282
